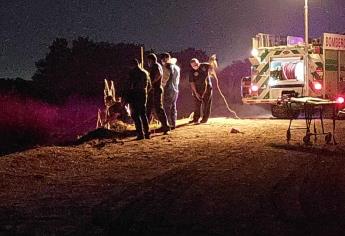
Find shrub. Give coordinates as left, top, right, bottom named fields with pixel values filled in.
left=0, top=94, right=58, bottom=155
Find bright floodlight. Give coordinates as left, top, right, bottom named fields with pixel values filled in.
left=251, top=48, right=259, bottom=57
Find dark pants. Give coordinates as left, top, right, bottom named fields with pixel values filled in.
left=193, top=86, right=213, bottom=122
left=163, top=90, right=178, bottom=128
left=128, top=93, right=149, bottom=138
left=147, top=88, right=169, bottom=128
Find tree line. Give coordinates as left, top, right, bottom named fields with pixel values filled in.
left=1, top=37, right=250, bottom=106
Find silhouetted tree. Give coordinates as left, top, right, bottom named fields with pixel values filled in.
left=33, top=38, right=72, bottom=103
left=0, top=77, right=35, bottom=98
left=218, top=59, right=251, bottom=103
left=32, top=37, right=144, bottom=104
left=73, top=40, right=143, bottom=98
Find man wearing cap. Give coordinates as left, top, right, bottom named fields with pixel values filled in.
left=189, top=58, right=213, bottom=124
left=161, top=52, right=180, bottom=129
left=146, top=53, right=170, bottom=134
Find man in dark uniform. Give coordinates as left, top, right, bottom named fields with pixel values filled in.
left=189, top=58, right=213, bottom=124
left=146, top=53, right=170, bottom=134
left=124, top=59, right=151, bottom=140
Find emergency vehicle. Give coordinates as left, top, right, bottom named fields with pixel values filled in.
left=242, top=33, right=345, bottom=118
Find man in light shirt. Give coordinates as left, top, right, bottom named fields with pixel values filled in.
left=161, top=52, right=180, bottom=129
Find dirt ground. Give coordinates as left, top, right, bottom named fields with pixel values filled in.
left=1, top=118, right=345, bottom=236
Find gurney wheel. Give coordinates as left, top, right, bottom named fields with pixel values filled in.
left=325, top=133, right=332, bottom=144
left=303, top=134, right=311, bottom=145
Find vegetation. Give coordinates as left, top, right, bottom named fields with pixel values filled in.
left=0, top=37, right=250, bottom=155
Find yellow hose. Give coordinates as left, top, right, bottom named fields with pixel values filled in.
left=213, top=72, right=240, bottom=119
left=209, top=54, right=240, bottom=119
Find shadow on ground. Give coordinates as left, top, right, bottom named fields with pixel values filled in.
left=269, top=143, right=345, bottom=157
left=75, top=121, right=191, bottom=145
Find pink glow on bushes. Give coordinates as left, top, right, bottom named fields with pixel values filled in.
left=0, top=94, right=101, bottom=155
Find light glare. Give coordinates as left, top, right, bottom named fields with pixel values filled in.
left=336, top=97, right=345, bottom=104
left=251, top=84, right=259, bottom=92
left=251, top=48, right=259, bottom=57
left=313, top=82, right=322, bottom=90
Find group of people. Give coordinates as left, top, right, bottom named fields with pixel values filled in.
left=123, top=52, right=214, bottom=140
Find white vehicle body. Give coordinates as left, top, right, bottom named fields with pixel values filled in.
left=242, top=33, right=345, bottom=117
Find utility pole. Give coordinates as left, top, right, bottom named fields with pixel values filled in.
left=304, top=0, right=309, bottom=96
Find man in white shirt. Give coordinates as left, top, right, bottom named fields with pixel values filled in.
left=161, top=52, right=180, bottom=129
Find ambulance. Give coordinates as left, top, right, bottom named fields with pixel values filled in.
left=242, top=33, right=345, bottom=118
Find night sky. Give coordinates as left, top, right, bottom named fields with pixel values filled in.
left=1, top=0, right=345, bottom=79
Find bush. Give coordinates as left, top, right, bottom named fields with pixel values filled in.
left=0, top=94, right=58, bottom=155
left=0, top=94, right=103, bottom=155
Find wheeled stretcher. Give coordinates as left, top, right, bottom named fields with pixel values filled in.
left=284, top=97, right=339, bottom=145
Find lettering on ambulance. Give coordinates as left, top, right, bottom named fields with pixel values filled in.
left=324, top=34, right=345, bottom=51
left=326, top=37, right=345, bottom=49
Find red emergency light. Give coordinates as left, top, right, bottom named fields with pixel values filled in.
left=336, top=96, right=345, bottom=104
left=251, top=84, right=259, bottom=92
left=313, top=82, right=322, bottom=91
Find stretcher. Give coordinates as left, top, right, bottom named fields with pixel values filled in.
left=284, top=97, right=339, bottom=145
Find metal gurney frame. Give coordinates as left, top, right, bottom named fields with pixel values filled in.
left=284, top=97, right=339, bottom=145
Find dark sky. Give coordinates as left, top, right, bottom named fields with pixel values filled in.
left=1, top=0, right=345, bottom=79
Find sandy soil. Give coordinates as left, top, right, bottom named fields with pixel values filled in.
left=1, top=118, right=345, bottom=235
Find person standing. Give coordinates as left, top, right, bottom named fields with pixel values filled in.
left=146, top=53, right=170, bottom=134
left=189, top=58, right=213, bottom=124
left=161, top=52, right=180, bottom=129
left=124, top=59, right=151, bottom=140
